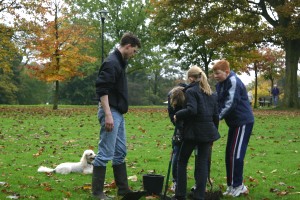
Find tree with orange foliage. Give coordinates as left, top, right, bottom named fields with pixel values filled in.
left=25, top=0, right=96, bottom=109
left=259, top=48, right=285, bottom=89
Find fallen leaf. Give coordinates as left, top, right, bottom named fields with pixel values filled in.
left=270, top=188, right=279, bottom=193
left=6, top=195, right=19, bottom=199
left=270, top=169, right=277, bottom=173
left=82, top=183, right=92, bottom=190
left=65, top=192, right=72, bottom=198
left=278, top=182, right=285, bottom=186
left=128, top=175, right=138, bottom=182
left=44, top=187, right=53, bottom=191
left=256, top=170, right=264, bottom=174
left=146, top=195, right=159, bottom=199
left=0, top=182, right=7, bottom=186
left=289, top=192, right=300, bottom=194
left=147, top=170, right=155, bottom=174
left=248, top=176, right=257, bottom=182
left=276, top=191, right=288, bottom=196
left=104, top=180, right=116, bottom=189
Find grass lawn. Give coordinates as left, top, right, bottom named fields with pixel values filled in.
left=0, top=105, right=299, bottom=199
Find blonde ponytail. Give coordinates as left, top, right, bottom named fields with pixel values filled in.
left=187, top=65, right=212, bottom=95
left=199, top=71, right=212, bottom=95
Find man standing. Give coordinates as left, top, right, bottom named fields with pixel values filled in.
left=212, top=60, right=254, bottom=197
left=271, top=84, right=279, bottom=106
left=93, top=33, right=141, bottom=200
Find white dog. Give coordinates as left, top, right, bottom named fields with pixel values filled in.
left=37, top=149, right=96, bottom=174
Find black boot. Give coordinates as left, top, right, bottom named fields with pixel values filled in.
left=92, top=166, right=110, bottom=200
left=112, top=162, right=132, bottom=196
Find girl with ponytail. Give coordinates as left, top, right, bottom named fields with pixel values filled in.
left=172, top=65, right=220, bottom=200
left=187, top=65, right=212, bottom=96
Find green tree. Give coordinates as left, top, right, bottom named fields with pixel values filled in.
left=224, top=0, right=300, bottom=108
left=17, top=66, right=51, bottom=104
left=150, top=0, right=263, bottom=76
left=0, top=53, right=23, bottom=104
left=67, top=0, right=179, bottom=105
left=59, top=71, right=98, bottom=105
left=0, top=75, right=18, bottom=104
left=0, top=24, right=20, bottom=74
left=0, top=24, right=23, bottom=104
left=67, top=0, right=152, bottom=71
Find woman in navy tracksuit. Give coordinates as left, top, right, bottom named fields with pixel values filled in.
left=212, top=60, right=254, bottom=197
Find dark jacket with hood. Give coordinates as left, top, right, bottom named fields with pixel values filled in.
left=175, top=81, right=220, bottom=143
left=95, top=49, right=128, bottom=114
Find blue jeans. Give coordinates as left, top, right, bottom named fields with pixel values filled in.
left=93, top=107, right=127, bottom=167
left=172, top=143, right=181, bottom=183
left=273, top=96, right=279, bottom=106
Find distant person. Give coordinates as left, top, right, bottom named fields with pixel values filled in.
left=247, top=91, right=253, bottom=106
left=212, top=60, right=254, bottom=197
left=93, top=32, right=141, bottom=199
left=172, top=66, right=220, bottom=200
left=271, top=84, right=279, bottom=106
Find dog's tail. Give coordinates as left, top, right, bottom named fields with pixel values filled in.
left=37, top=166, right=55, bottom=173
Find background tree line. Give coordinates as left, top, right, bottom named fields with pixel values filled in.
left=0, top=0, right=299, bottom=109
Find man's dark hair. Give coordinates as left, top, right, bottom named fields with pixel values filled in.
left=120, top=32, right=141, bottom=48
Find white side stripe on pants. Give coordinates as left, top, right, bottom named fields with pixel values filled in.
left=237, top=125, right=246, bottom=159
left=231, top=127, right=240, bottom=185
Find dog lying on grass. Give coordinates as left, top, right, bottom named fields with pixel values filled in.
left=37, top=149, right=96, bottom=174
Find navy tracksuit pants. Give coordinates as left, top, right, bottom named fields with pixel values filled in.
left=226, top=122, right=254, bottom=187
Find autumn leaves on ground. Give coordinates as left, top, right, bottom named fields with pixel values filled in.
left=0, top=106, right=299, bottom=199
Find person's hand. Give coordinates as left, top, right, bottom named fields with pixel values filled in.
left=105, top=114, right=114, bottom=132
left=173, top=115, right=177, bottom=122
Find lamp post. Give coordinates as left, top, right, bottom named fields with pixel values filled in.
left=147, top=75, right=151, bottom=104
left=100, top=9, right=108, bottom=64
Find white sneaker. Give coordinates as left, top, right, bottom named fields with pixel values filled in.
left=170, top=182, right=176, bottom=192
left=223, top=186, right=233, bottom=196
left=190, top=185, right=196, bottom=192
left=231, top=184, right=249, bottom=197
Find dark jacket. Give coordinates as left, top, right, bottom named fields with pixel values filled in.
left=271, top=87, right=279, bottom=96
left=175, top=82, right=220, bottom=143
left=95, top=49, right=128, bottom=114
left=215, top=71, right=254, bottom=127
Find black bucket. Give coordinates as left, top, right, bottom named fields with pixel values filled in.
left=143, top=174, right=164, bottom=195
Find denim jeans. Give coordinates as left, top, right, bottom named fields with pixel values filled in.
left=93, top=107, right=127, bottom=167
left=172, top=143, right=181, bottom=183
left=273, top=96, right=279, bottom=106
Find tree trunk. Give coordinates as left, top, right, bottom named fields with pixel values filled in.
left=283, top=39, right=300, bottom=108
left=254, top=62, right=258, bottom=108
left=204, top=61, right=209, bottom=77
left=270, top=78, right=274, bottom=97
left=53, top=80, right=59, bottom=110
